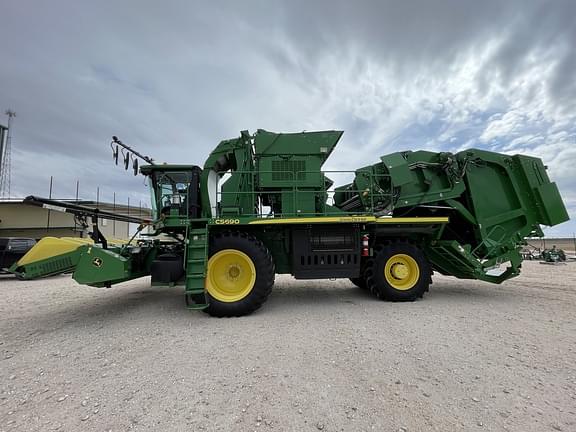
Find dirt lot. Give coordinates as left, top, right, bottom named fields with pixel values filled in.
left=1, top=261, right=575, bottom=432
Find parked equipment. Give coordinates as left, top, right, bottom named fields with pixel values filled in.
left=0, top=238, right=36, bottom=275
left=10, top=130, right=570, bottom=316
left=540, top=246, right=567, bottom=264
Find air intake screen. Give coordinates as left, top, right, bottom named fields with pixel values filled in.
left=271, top=159, right=306, bottom=181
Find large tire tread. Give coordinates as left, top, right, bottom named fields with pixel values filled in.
left=205, top=231, right=275, bottom=317
left=365, top=241, right=431, bottom=302
left=349, top=277, right=367, bottom=290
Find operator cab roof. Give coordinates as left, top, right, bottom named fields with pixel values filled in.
left=140, top=164, right=201, bottom=175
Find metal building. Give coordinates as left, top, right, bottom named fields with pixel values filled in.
left=0, top=198, right=151, bottom=240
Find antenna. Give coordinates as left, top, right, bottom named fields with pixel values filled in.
left=0, top=110, right=16, bottom=198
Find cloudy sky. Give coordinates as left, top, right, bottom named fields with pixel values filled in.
left=1, top=0, right=575, bottom=235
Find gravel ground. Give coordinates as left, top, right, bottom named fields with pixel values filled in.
left=1, top=261, right=575, bottom=432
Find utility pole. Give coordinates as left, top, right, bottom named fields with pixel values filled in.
left=0, top=110, right=16, bottom=198
left=0, top=125, right=6, bottom=190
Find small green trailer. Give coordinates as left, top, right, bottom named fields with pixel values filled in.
left=10, top=129, right=569, bottom=316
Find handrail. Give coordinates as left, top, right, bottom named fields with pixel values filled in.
left=213, top=170, right=393, bottom=218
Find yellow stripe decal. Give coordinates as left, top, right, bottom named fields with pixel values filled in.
left=374, top=217, right=449, bottom=224
left=248, top=216, right=449, bottom=225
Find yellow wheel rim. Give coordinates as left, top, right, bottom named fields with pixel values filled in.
left=384, top=254, right=420, bottom=291
left=206, top=249, right=256, bottom=302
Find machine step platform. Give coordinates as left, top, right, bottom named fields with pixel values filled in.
left=185, top=227, right=210, bottom=310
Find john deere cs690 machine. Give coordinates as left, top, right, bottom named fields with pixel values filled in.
left=10, top=130, right=569, bottom=316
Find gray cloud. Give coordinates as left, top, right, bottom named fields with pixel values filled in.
left=1, top=0, right=574, bottom=233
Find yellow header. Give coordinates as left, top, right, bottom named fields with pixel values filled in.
left=16, top=237, right=93, bottom=266
left=248, top=216, right=449, bottom=225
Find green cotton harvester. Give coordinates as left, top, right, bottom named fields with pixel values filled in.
left=9, top=129, right=569, bottom=316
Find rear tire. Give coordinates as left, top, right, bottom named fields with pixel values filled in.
left=365, top=242, right=431, bottom=301
left=349, top=277, right=367, bottom=290
left=205, top=231, right=275, bottom=317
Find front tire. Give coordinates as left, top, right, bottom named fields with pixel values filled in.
left=205, top=232, right=274, bottom=317
left=365, top=242, right=431, bottom=301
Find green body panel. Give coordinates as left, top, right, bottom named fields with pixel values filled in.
left=254, top=129, right=341, bottom=189
left=380, top=153, right=413, bottom=186
left=73, top=246, right=132, bottom=285
left=72, top=245, right=155, bottom=287
left=533, top=182, right=569, bottom=226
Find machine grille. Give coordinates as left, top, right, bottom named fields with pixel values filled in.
left=292, top=226, right=361, bottom=279
left=271, top=160, right=306, bottom=181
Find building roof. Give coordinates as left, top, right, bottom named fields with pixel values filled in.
left=0, top=198, right=153, bottom=219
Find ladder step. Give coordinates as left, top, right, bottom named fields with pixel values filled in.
left=185, top=288, right=205, bottom=295
left=186, top=226, right=209, bottom=296
left=185, top=292, right=209, bottom=310
left=187, top=304, right=209, bottom=310
left=186, top=275, right=205, bottom=289
left=187, top=253, right=206, bottom=259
